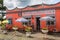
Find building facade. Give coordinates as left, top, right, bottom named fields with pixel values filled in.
left=6, top=2, right=60, bottom=32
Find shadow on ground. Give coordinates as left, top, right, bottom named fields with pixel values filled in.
left=47, top=32, right=60, bottom=37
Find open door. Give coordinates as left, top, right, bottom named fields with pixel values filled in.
left=36, top=17, right=40, bottom=31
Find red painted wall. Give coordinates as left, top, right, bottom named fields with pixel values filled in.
left=6, top=8, right=60, bottom=32
left=40, top=14, right=54, bottom=32
left=40, top=14, right=46, bottom=29
left=6, top=12, right=23, bottom=30
left=55, top=8, right=60, bottom=32
left=31, top=15, right=36, bottom=30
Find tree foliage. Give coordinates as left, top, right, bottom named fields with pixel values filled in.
left=0, top=0, right=3, bottom=4
left=0, top=0, right=6, bottom=21
left=0, top=0, right=6, bottom=10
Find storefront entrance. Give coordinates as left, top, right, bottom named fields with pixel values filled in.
left=36, top=17, right=40, bottom=31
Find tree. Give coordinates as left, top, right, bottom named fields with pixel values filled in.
left=0, top=0, right=3, bottom=4
left=0, top=0, right=6, bottom=10
left=0, top=0, right=6, bottom=21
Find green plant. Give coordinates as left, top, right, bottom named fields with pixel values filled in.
left=42, top=27, right=48, bottom=30
left=25, top=27, right=32, bottom=32
left=25, top=28, right=30, bottom=32
left=1, top=23, right=6, bottom=29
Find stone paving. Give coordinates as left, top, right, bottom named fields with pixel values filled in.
left=0, top=31, right=60, bottom=40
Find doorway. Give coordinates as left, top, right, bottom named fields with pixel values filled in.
left=36, top=17, right=40, bottom=31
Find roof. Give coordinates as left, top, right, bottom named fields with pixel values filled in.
left=22, top=2, right=60, bottom=11
left=7, top=2, right=60, bottom=12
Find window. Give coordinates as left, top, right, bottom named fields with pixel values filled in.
left=23, top=22, right=28, bottom=25
left=46, top=16, right=55, bottom=26
left=29, top=21, right=31, bottom=25
left=47, top=21, right=50, bottom=25
left=25, top=18, right=31, bottom=25
left=51, top=21, right=55, bottom=25
left=47, top=21, right=55, bottom=26
left=8, top=19, right=12, bottom=24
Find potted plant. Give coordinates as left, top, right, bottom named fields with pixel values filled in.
left=25, top=26, right=32, bottom=37
left=12, top=26, right=18, bottom=35
left=12, top=26, right=18, bottom=31
left=41, top=27, right=48, bottom=34
left=1, top=19, right=9, bottom=34
left=1, top=23, right=7, bottom=34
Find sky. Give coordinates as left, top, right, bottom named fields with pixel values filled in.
left=4, top=0, right=60, bottom=10
left=30, top=0, right=60, bottom=5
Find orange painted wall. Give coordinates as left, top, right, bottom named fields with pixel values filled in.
left=55, top=8, right=60, bottom=32
left=6, top=12, right=23, bottom=29
left=40, top=14, right=46, bottom=29
left=31, top=15, right=36, bottom=30
left=40, top=14, right=55, bottom=32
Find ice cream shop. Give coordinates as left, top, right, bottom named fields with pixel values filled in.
left=6, top=2, right=60, bottom=32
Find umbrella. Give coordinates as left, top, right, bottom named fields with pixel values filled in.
left=40, top=16, right=54, bottom=21
left=2, top=20, right=9, bottom=24
left=16, top=18, right=29, bottom=23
